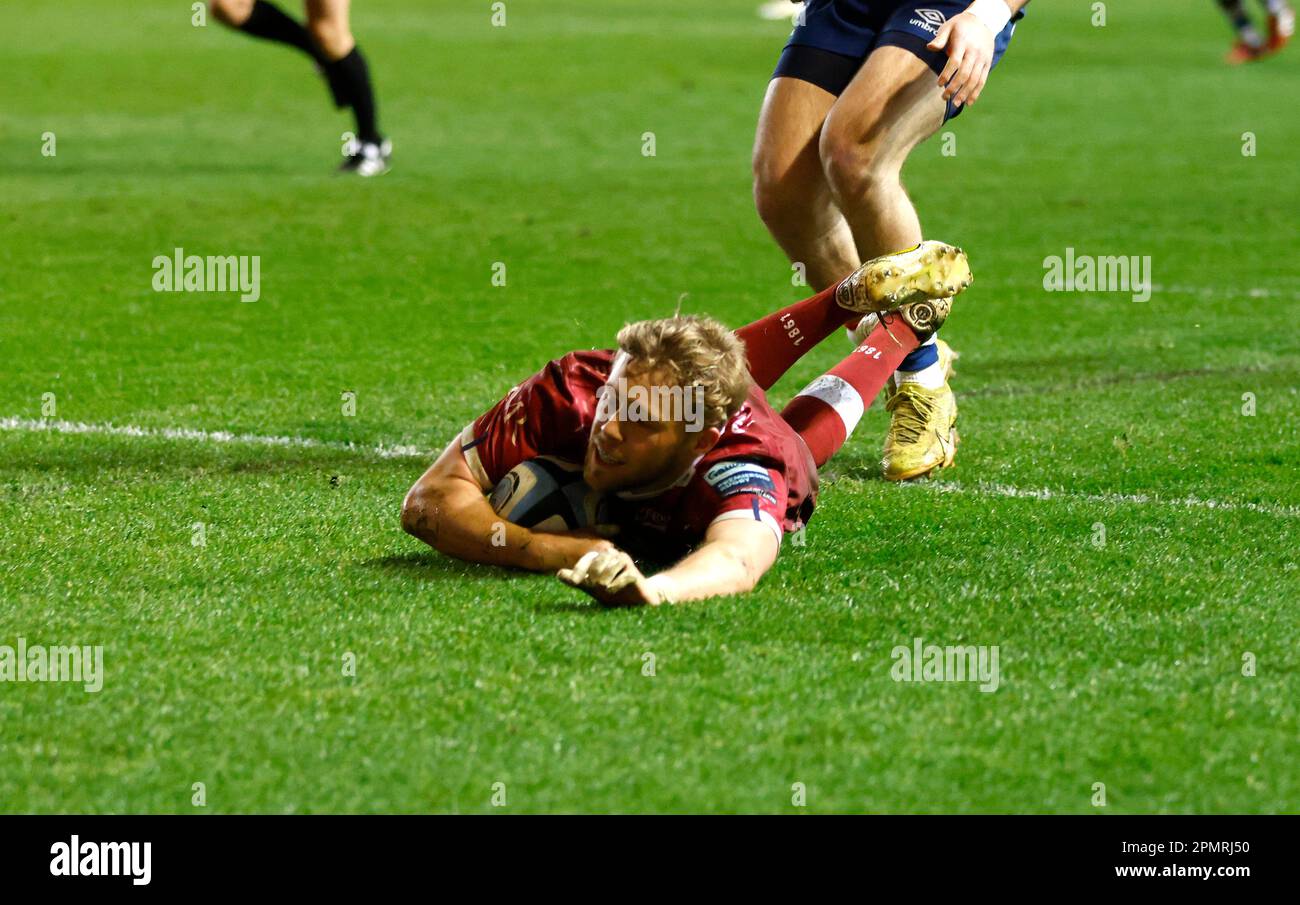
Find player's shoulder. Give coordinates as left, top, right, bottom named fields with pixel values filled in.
left=710, top=384, right=799, bottom=458
left=691, top=383, right=810, bottom=499
left=695, top=393, right=789, bottom=501
left=506, top=348, right=612, bottom=434
left=537, top=348, right=613, bottom=394
left=516, top=349, right=610, bottom=403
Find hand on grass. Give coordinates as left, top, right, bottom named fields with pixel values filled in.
left=557, top=548, right=665, bottom=607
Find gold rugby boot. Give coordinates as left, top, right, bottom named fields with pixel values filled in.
left=835, top=240, right=971, bottom=335
left=881, top=339, right=960, bottom=481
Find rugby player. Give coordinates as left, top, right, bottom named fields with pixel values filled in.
left=401, top=242, right=971, bottom=606
left=1216, top=0, right=1294, bottom=63
left=208, top=0, right=390, bottom=175
left=752, top=0, right=1027, bottom=480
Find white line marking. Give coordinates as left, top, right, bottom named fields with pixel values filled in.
left=975, top=279, right=1300, bottom=302
left=1149, top=283, right=1300, bottom=301
left=5, top=415, right=1297, bottom=518
left=911, top=479, right=1300, bottom=519
left=0, top=416, right=430, bottom=460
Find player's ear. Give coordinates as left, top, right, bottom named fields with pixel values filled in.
left=691, top=426, right=722, bottom=456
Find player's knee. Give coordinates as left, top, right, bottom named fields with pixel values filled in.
left=819, top=128, right=893, bottom=200
left=753, top=177, right=794, bottom=231
left=752, top=160, right=805, bottom=232
left=308, top=16, right=354, bottom=59
left=209, top=0, right=254, bottom=26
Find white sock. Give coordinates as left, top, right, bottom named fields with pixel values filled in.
left=893, top=335, right=946, bottom=390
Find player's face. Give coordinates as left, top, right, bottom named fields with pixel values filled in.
left=584, top=360, right=714, bottom=494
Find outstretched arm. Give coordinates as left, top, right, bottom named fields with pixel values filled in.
left=558, top=517, right=781, bottom=606
left=401, top=439, right=612, bottom=573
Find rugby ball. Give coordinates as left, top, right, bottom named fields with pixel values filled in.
left=489, top=457, right=606, bottom=531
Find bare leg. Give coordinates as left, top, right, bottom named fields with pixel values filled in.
left=304, top=0, right=355, bottom=60
left=818, top=45, right=947, bottom=264
left=817, top=47, right=961, bottom=480
left=210, top=0, right=255, bottom=26
left=752, top=77, right=861, bottom=292
left=306, top=0, right=385, bottom=151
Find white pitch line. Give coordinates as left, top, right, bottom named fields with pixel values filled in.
left=0, top=416, right=430, bottom=461
left=911, top=479, right=1300, bottom=520
left=5, top=415, right=1297, bottom=518
left=1149, top=284, right=1300, bottom=301
left=969, top=280, right=1300, bottom=302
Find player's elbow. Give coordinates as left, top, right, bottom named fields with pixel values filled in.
left=400, top=483, right=440, bottom=544
left=709, top=567, right=764, bottom=601
left=724, top=547, right=770, bottom=595
left=735, top=564, right=767, bottom=595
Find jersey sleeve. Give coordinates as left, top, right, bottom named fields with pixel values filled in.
left=456, top=358, right=591, bottom=490
left=698, top=460, right=787, bottom=546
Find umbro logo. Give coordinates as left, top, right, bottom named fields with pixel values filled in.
left=911, top=8, right=947, bottom=34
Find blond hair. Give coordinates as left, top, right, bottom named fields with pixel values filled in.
left=616, top=315, right=752, bottom=430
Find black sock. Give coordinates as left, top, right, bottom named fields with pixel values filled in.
left=325, top=47, right=381, bottom=145
left=238, top=0, right=327, bottom=65
left=1218, top=0, right=1254, bottom=31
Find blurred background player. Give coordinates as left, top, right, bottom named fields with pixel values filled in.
left=758, top=1, right=805, bottom=20
left=401, top=242, right=971, bottom=606
left=752, top=0, right=1026, bottom=481
left=1217, top=0, right=1294, bottom=63
left=208, top=0, right=390, bottom=175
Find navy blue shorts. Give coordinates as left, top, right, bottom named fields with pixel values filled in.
left=772, top=0, right=1022, bottom=121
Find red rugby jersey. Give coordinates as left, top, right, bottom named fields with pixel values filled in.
left=458, top=350, right=817, bottom=559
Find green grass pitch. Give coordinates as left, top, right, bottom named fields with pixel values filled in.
left=1, top=0, right=1297, bottom=813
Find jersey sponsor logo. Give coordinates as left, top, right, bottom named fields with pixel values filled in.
left=912, top=8, right=946, bottom=33
left=703, top=461, right=777, bottom=503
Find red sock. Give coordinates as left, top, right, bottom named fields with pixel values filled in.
left=734, top=283, right=862, bottom=391
left=780, top=318, right=920, bottom=467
